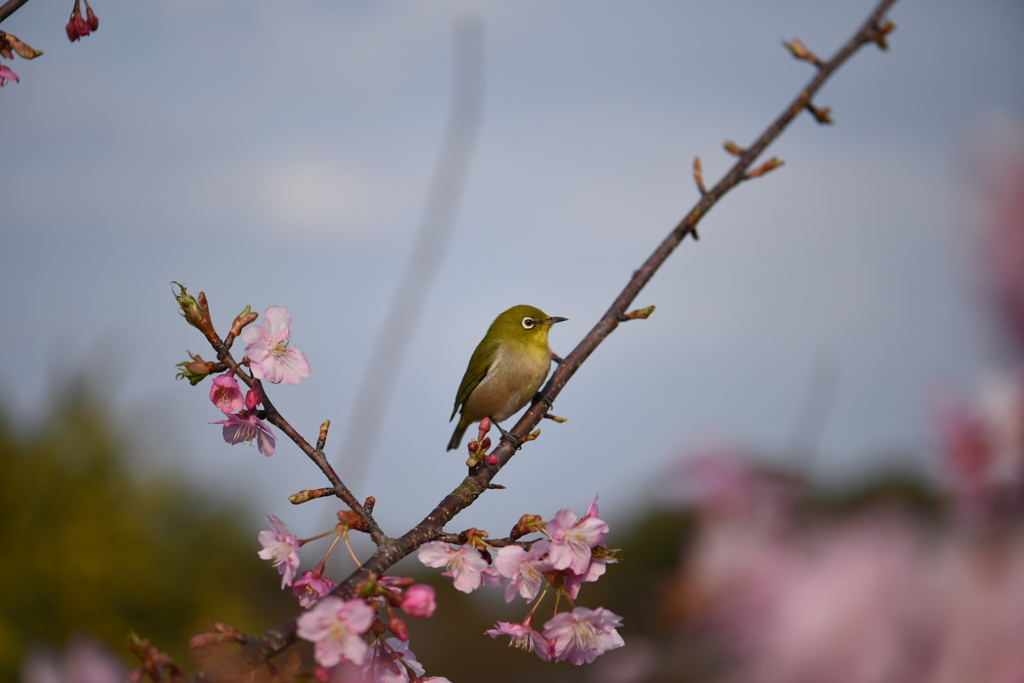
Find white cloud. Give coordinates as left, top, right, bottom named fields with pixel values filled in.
left=256, top=158, right=394, bottom=236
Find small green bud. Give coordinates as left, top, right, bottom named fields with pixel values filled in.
left=174, top=361, right=207, bottom=386
left=171, top=282, right=204, bottom=329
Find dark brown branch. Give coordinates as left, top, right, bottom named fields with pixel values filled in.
left=185, top=1, right=899, bottom=678
left=0, top=0, right=31, bottom=24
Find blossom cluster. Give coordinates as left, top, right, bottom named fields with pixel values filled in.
left=418, top=495, right=624, bottom=665
left=186, top=304, right=310, bottom=456
left=176, top=290, right=622, bottom=678
left=252, top=514, right=446, bottom=681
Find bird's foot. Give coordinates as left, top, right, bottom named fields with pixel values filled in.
left=534, top=391, right=555, bottom=409
left=493, top=421, right=522, bottom=451
left=533, top=392, right=566, bottom=422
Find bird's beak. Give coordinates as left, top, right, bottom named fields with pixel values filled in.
left=544, top=316, right=568, bottom=325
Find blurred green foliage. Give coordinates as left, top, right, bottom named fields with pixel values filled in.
left=0, top=384, right=294, bottom=678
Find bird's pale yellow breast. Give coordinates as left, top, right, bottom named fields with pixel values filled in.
left=462, top=342, right=551, bottom=423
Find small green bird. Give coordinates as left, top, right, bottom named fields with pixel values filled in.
left=448, top=305, right=567, bottom=451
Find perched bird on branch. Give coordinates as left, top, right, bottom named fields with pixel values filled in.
left=448, top=305, right=566, bottom=451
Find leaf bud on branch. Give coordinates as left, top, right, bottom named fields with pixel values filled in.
left=620, top=305, right=656, bottom=321
left=783, top=38, right=822, bottom=66
left=693, top=156, right=707, bottom=195
left=745, top=157, right=785, bottom=179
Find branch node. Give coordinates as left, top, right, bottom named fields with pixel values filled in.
left=871, top=19, right=896, bottom=50
left=543, top=413, right=568, bottom=423
left=487, top=484, right=506, bottom=490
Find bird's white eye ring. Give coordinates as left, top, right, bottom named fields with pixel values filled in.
left=522, top=317, right=535, bottom=329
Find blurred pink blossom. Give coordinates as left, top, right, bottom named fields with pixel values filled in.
left=400, top=584, right=436, bottom=619
left=486, top=620, right=551, bottom=661
left=21, top=636, right=126, bottom=683
left=293, top=569, right=337, bottom=608
left=296, top=596, right=375, bottom=668
left=357, top=638, right=424, bottom=683
left=257, top=515, right=301, bottom=588
left=543, top=606, right=625, bottom=665
left=973, top=131, right=1024, bottom=356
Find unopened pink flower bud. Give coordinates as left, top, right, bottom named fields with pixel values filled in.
left=245, top=383, right=263, bottom=411
left=65, top=0, right=93, bottom=42
left=401, top=584, right=437, bottom=618
left=389, top=614, right=409, bottom=641
left=85, top=0, right=99, bottom=31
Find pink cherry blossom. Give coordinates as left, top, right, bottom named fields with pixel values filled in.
left=296, top=596, right=375, bottom=668
left=211, top=412, right=276, bottom=456
left=400, top=584, right=436, bottom=618
left=241, top=305, right=311, bottom=385
left=486, top=620, right=552, bottom=661
left=544, top=606, right=624, bottom=665
left=494, top=544, right=549, bottom=603
left=257, top=515, right=301, bottom=588
left=209, top=374, right=244, bottom=413
left=0, top=65, right=18, bottom=86
left=358, top=638, right=424, bottom=682
left=563, top=555, right=611, bottom=600
left=293, top=570, right=337, bottom=608
left=417, top=542, right=489, bottom=593
left=540, top=505, right=609, bottom=576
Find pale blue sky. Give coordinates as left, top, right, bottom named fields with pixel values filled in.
left=2, top=0, right=1023, bottom=541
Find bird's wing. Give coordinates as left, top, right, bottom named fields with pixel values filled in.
left=450, top=339, right=498, bottom=421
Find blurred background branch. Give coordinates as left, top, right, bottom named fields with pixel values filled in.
left=338, top=16, right=486, bottom=490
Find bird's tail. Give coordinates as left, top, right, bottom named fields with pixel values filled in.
left=447, top=419, right=469, bottom=451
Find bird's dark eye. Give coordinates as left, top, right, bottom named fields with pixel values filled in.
left=522, top=317, right=535, bottom=329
